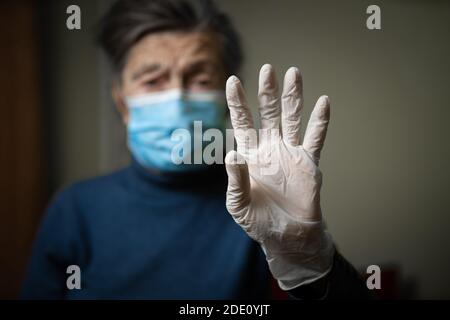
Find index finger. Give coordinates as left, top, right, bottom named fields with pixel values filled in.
left=226, top=76, right=256, bottom=154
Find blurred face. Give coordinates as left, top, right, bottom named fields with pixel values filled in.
left=113, top=31, right=227, bottom=123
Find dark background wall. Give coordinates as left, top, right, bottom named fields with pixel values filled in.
left=0, top=1, right=46, bottom=298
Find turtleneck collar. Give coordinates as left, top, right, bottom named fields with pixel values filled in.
left=127, top=156, right=228, bottom=194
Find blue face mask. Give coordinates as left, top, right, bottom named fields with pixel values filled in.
left=126, top=89, right=226, bottom=172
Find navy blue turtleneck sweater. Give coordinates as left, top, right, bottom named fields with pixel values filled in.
left=21, top=160, right=269, bottom=299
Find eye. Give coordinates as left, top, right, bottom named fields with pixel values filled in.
left=142, top=76, right=167, bottom=91
left=145, top=78, right=162, bottom=87
left=188, top=76, right=214, bottom=90
left=196, top=79, right=211, bottom=86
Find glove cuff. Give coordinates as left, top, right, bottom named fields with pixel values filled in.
left=264, top=227, right=335, bottom=291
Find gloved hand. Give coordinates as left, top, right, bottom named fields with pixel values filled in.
left=224, top=64, right=335, bottom=290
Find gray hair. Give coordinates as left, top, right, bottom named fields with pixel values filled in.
left=97, top=0, right=243, bottom=78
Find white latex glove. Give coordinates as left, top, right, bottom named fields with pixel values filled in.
left=224, top=64, right=335, bottom=290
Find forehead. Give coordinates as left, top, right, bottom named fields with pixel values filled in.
left=124, top=31, right=222, bottom=73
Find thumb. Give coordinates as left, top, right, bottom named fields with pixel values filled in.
left=225, top=150, right=251, bottom=216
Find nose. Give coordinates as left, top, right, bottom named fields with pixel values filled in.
left=167, top=71, right=186, bottom=91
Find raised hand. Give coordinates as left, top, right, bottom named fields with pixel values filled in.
left=224, top=64, right=335, bottom=290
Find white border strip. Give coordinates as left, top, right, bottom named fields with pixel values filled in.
left=127, top=89, right=225, bottom=108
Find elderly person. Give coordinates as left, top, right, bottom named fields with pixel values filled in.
left=22, top=0, right=370, bottom=299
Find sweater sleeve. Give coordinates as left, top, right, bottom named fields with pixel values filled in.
left=21, top=187, right=88, bottom=299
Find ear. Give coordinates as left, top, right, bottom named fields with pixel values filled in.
left=112, top=82, right=129, bottom=124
